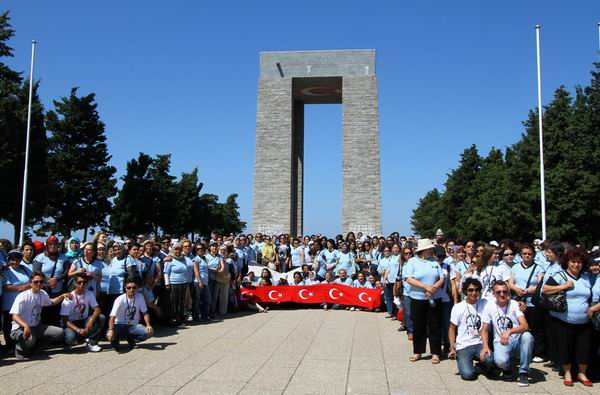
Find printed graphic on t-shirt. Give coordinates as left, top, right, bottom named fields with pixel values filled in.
left=466, top=311, right=481, bottom=331
left=496, top=314, right=513, bottom=332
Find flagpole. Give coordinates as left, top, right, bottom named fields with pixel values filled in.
left=18, top=40, right=37, bottom=247
left=535, top=26, right=547, bottom=241
left=598, top=22, right=600, bottom=53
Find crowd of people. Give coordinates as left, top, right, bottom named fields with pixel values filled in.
left=0, top=230, right=599, bottom=389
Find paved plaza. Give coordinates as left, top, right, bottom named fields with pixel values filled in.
left=0, top=308, right=598, bottom=395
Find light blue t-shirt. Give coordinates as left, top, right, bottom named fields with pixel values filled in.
left=335, top=252, right=355, bottom=276
left=318, top=249, right=338, bottom=278
left=378, top=255, right=401, bottom=283
left=107, top=256, right=137, bottom=295
left=100, top=261, right=110, bottom=293
left=71, top=258, right=103, bottom=294
left=205, top=253, right=222, bottom=271
left=334, top=277, right=353, bottom=286
left=432, top=262, right=451, bottom=303
left=194, top=256, right=209, bottom=285
left=539, top=262, right=562, bottom=297
left=164, top=258, right=189, bottom=285
left=33, top=253, right=68, bottom=294
left=592, top=274, right=600, bottom=303
left=2, top=265, right=32, bottom=311
left=549, top=271, right=592, bottom=324
left=352, top=279, right=373, bottom=288
left=370, top=250, right=382, bottom=266
left=184, top=256, right=195, bottom=283
left=403, top=256, right=444, bottom=300
left=510, top=262, right=544, bottom=307
left=291, top=246, right=303, bottom=267
left=534, top=251, right=549, bottom=268
left=139, top=255, right=160, bottom=278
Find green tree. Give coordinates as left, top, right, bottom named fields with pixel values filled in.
left=220, top=193, right=246, bottom=235
left=110, top=153, right=155, bottom=237
left=147, top=154, right=177, bottom=235
left=43, top=88, right=117, bottom=238
left=0, top=11, right=49, bottom=244
left=411, top=188, right=446, bottom=238
left=441, top=145, right=481, bottom=238
left=465, top=148, right=514, bottom=240
left=165, top=168, right=204, bottom=238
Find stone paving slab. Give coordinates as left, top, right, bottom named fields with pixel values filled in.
left=0, top=309, right=598, bottom=394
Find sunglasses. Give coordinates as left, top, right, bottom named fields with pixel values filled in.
left=126, top=286, right=138, bottom=290
left=32, top=280, right=44, bottom=285
left=76, top=280, right=88, bottom=285
left=494, top=290, right=509, bottom=295
left=466, top=288, right=481, bottom=293
left=503, top=253, right=514, bottom=256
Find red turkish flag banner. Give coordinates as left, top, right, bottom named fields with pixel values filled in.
left=239, top=284, right=381, bottom=309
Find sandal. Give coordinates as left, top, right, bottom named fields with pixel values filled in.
left=431, top=355, right=440, bottom=364
left=409, top=354, right=422, bottom=362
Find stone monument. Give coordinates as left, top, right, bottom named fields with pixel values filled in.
left=252, top=50, right=382, bottom=236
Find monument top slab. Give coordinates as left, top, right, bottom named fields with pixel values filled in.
left=259, top=49, right=376, bottom=78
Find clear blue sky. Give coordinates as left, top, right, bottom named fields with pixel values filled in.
left=2, top=1, right=600, bottom=238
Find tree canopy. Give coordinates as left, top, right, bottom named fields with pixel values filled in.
left=412, top=69, right=600, bottom=246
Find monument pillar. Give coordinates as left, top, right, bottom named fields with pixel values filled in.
left=342, top=76, right=381, bottom=236
left=253, top=50, right=382, bottom=236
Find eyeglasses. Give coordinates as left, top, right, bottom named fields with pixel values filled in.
left=32, top=280, right=44, bottom=285
left=126, top=286, right=138, bottom=290
left=494, top=290, right=509, bottom=295
left=76, top=281, right=88, bottom=285
left=466, top=288, right=481, bottom=293
left=503, top=253, right=514, bottom=256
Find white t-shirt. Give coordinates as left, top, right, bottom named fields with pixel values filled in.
left=9, top=289, right=53, bottom=331
left=482, top=299, right=524, bottom=342
left=450, top=299, right=488, bottom=350
left=110, top=293, right=148, bottom=325
left=60, top=290, right=98, bottom=321
left=479, top=265, right=511, bottom=300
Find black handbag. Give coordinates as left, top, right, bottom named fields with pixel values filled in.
left=538, top=272, right=567, bottom=312
left=592, top=310, right=600, bottom=332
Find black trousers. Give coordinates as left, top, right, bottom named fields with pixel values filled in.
left=551, top=315, right=591, bottom=366
left=411, top=298, right=442, bottom=355
left=3, top=311, right=15, bottom=350
left=543, top=310, right=556, bottom=362
left=524, top=306, right=546, bottom=358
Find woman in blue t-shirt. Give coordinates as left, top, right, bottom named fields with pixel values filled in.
left=164, top=243, right=189, bottom=326
left=403, top=239, right=445, bottom=364
left=2, top=250, right=32, bottom=350
left=542, top=247, right=593, bottom=387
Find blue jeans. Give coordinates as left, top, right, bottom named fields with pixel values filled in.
left=493, top=332, right=534, bottom=374
left=440, top=301, right=452, bottom=353
left=64, top=315, right=106, bottom=346
left=403, top=296, right=413, bottom=335
left=112, top=323, right=150, bottom=347
left=456, top=343, right=494, bottom=380
left=383, top=283, right=394, bottom=315
left=194, top=283, right=212, bottom=319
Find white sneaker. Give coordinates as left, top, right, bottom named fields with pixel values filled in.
left=349, top=307, right=356, bottom=311
left=87, top=343, right=101, bottom=353
left=532, top=356, right=544, bottom=363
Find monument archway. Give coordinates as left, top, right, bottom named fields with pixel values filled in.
left=252, top=50, right=382, bottom=236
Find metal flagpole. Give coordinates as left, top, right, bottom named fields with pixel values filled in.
left=535, top=26, right=547, bottom=241
left=598, top=23, right=600, bottom=53
left=18, top=40, right=37, bottom=247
